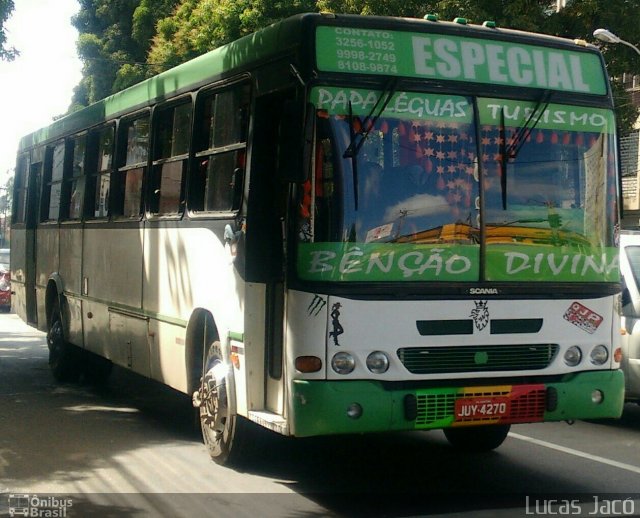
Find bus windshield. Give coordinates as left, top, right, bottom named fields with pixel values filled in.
left=296, top=86, right=619, bottom=283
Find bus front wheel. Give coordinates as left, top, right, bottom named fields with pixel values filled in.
left=198, top=340, right=251, bottom=466
left=47, top=299, right=82, bottom=383
left=443, top=424, right=511, bottom=452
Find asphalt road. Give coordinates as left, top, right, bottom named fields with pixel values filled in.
left=1, top=311, right=640, bottom=518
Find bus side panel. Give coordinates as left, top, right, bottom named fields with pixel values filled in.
left=35, top=226, right=59, bottom=332
left=83, top=227, right=144, bottom=309
left=148, top=319, right=187, bottom=393
left=59, top=228, right=82, bottom=296
left=82, top=226, right=144, bottom=363
left=143, top=226, right=194, bottom=320
left=10, top=228, right=28, bottom=323
left=143, top=226, right=191, bottom=392
left=142, top=224, right=243, bottom=395
left=108, top=309, right=151, bottom=376
left=83, top=299, right=109, bottom=358
left=243, top=282, right=267, bottom=415
left=60, top=228, right=83, bottom=346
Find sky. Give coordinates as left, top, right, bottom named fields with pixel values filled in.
left=0, top=0, right=82, bottom=186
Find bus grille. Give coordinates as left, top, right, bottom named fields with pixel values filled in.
left=416, top=387, right=547, bottom=426
left=397, top=344, right=559, bottom=374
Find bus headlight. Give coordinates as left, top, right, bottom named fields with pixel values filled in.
left=366, top=351, right=389, bottom=374
left=564, top=346, right=582, bottom=367
left=331, top=352, right=355, bottom=375
left=590, top=345, right=609, bottom=365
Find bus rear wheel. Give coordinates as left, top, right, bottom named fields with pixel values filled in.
left=443, top=424, right=511, bottom=452
left=47, top=299, right=83, bottom=383
left=198, top=341, right=251, bottom=466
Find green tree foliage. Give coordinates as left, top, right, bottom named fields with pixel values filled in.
left=545, top=0, right=640, bottom=135
left=0, top=0, right=17, bottom=61
left=71, top=0, right=179, bottom=106
left=148, top=0, right=316, bottom=70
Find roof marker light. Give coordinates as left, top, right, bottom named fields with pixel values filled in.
left=483, top=21, right=497, bottom=28
left=453, top=17, right=468, bottom=25
left=424, top=14, right=439, bottom=22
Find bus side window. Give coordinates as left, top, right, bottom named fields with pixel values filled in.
left=113, top=115, right=149, bottom=218
left=150, top=99, right=192, bottom=215
left=86, top=125, right=114, bottom=219
left=190, top=83, right=249, bottom=213
left=42, top=141, right=65, bottom=222
left=64, top=134, right=87, bottom=221
left=13, top=155, right=28, bottom=224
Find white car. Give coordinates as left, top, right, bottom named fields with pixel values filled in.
left=619, top=231, right=640, bottom=403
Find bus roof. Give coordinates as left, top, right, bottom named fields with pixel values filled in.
left=17, top=12, right=604, bottom=153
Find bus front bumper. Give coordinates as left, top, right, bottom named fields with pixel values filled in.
left=290, top=370, right=625, bottom=437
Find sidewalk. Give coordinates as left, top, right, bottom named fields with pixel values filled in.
left=0, top=310, right=45, bottom=338
left=0, top=311, right=50, bottom=398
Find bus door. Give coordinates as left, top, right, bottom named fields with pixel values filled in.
left=250, top=88, right=293, bottom=417
left=24, top=156, right=43, bottom=325
left=265, top=281, right=285, bottom=414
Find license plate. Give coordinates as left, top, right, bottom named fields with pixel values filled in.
left=454, top=396, right=511, bottom=420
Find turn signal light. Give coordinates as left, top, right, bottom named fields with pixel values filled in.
left=295, top=356, right=322, bottom=373
left=613, top=347, right=623, bottom=363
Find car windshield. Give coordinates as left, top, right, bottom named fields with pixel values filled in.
left=296, top=86, right=619, bottom=284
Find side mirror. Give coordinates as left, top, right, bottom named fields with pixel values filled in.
left=621, top=277, right=640, bottom=318
left=277, top=101, right=314, bottom=183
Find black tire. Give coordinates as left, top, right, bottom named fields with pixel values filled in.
left=199, top=340, right=253, bottom=466
left=443, top=424, right=511, bottom=452
left=47, top=299, right=83, bottom=382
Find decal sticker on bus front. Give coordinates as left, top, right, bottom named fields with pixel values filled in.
left=563, top=302, right=604, bottom=334
left=329, top=302, right=344, bottom=346
left=307, top=295, right=327, bottom=316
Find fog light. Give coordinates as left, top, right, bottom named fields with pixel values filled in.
left=331, top=352, right=355, bottom=374
left=366, top=351, right=389, bottom=374
left=591, top=390, right=604, bottom=404
left=347, top=403, right=363, bottom=419
left=589, top=345, right=608, bottom=365
left=564, top=346, right=582, bottom=366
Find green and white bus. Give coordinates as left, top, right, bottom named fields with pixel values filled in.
left=11, top=12, right=625, bottom=464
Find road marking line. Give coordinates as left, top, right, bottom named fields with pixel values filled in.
left=509, top=432, right=640, bottom=475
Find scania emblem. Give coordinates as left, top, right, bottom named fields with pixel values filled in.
left=470, top=300, right=490, bottom=331
left=469, top=287, right=499, bottom=295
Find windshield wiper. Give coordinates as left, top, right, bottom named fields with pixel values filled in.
left=343, top=76, right=399, bottom=159
left=506, top=90, right=552, bottom=159
left=487, top=218, right=547, bottom=228
left=343, top=77, right=399, bottom=211
left=498, top=90, right=552, bottom=210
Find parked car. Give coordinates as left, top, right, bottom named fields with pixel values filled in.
left=0, top=248, right=10, bottom=311
left=619, top=231, right=640, bottom=403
